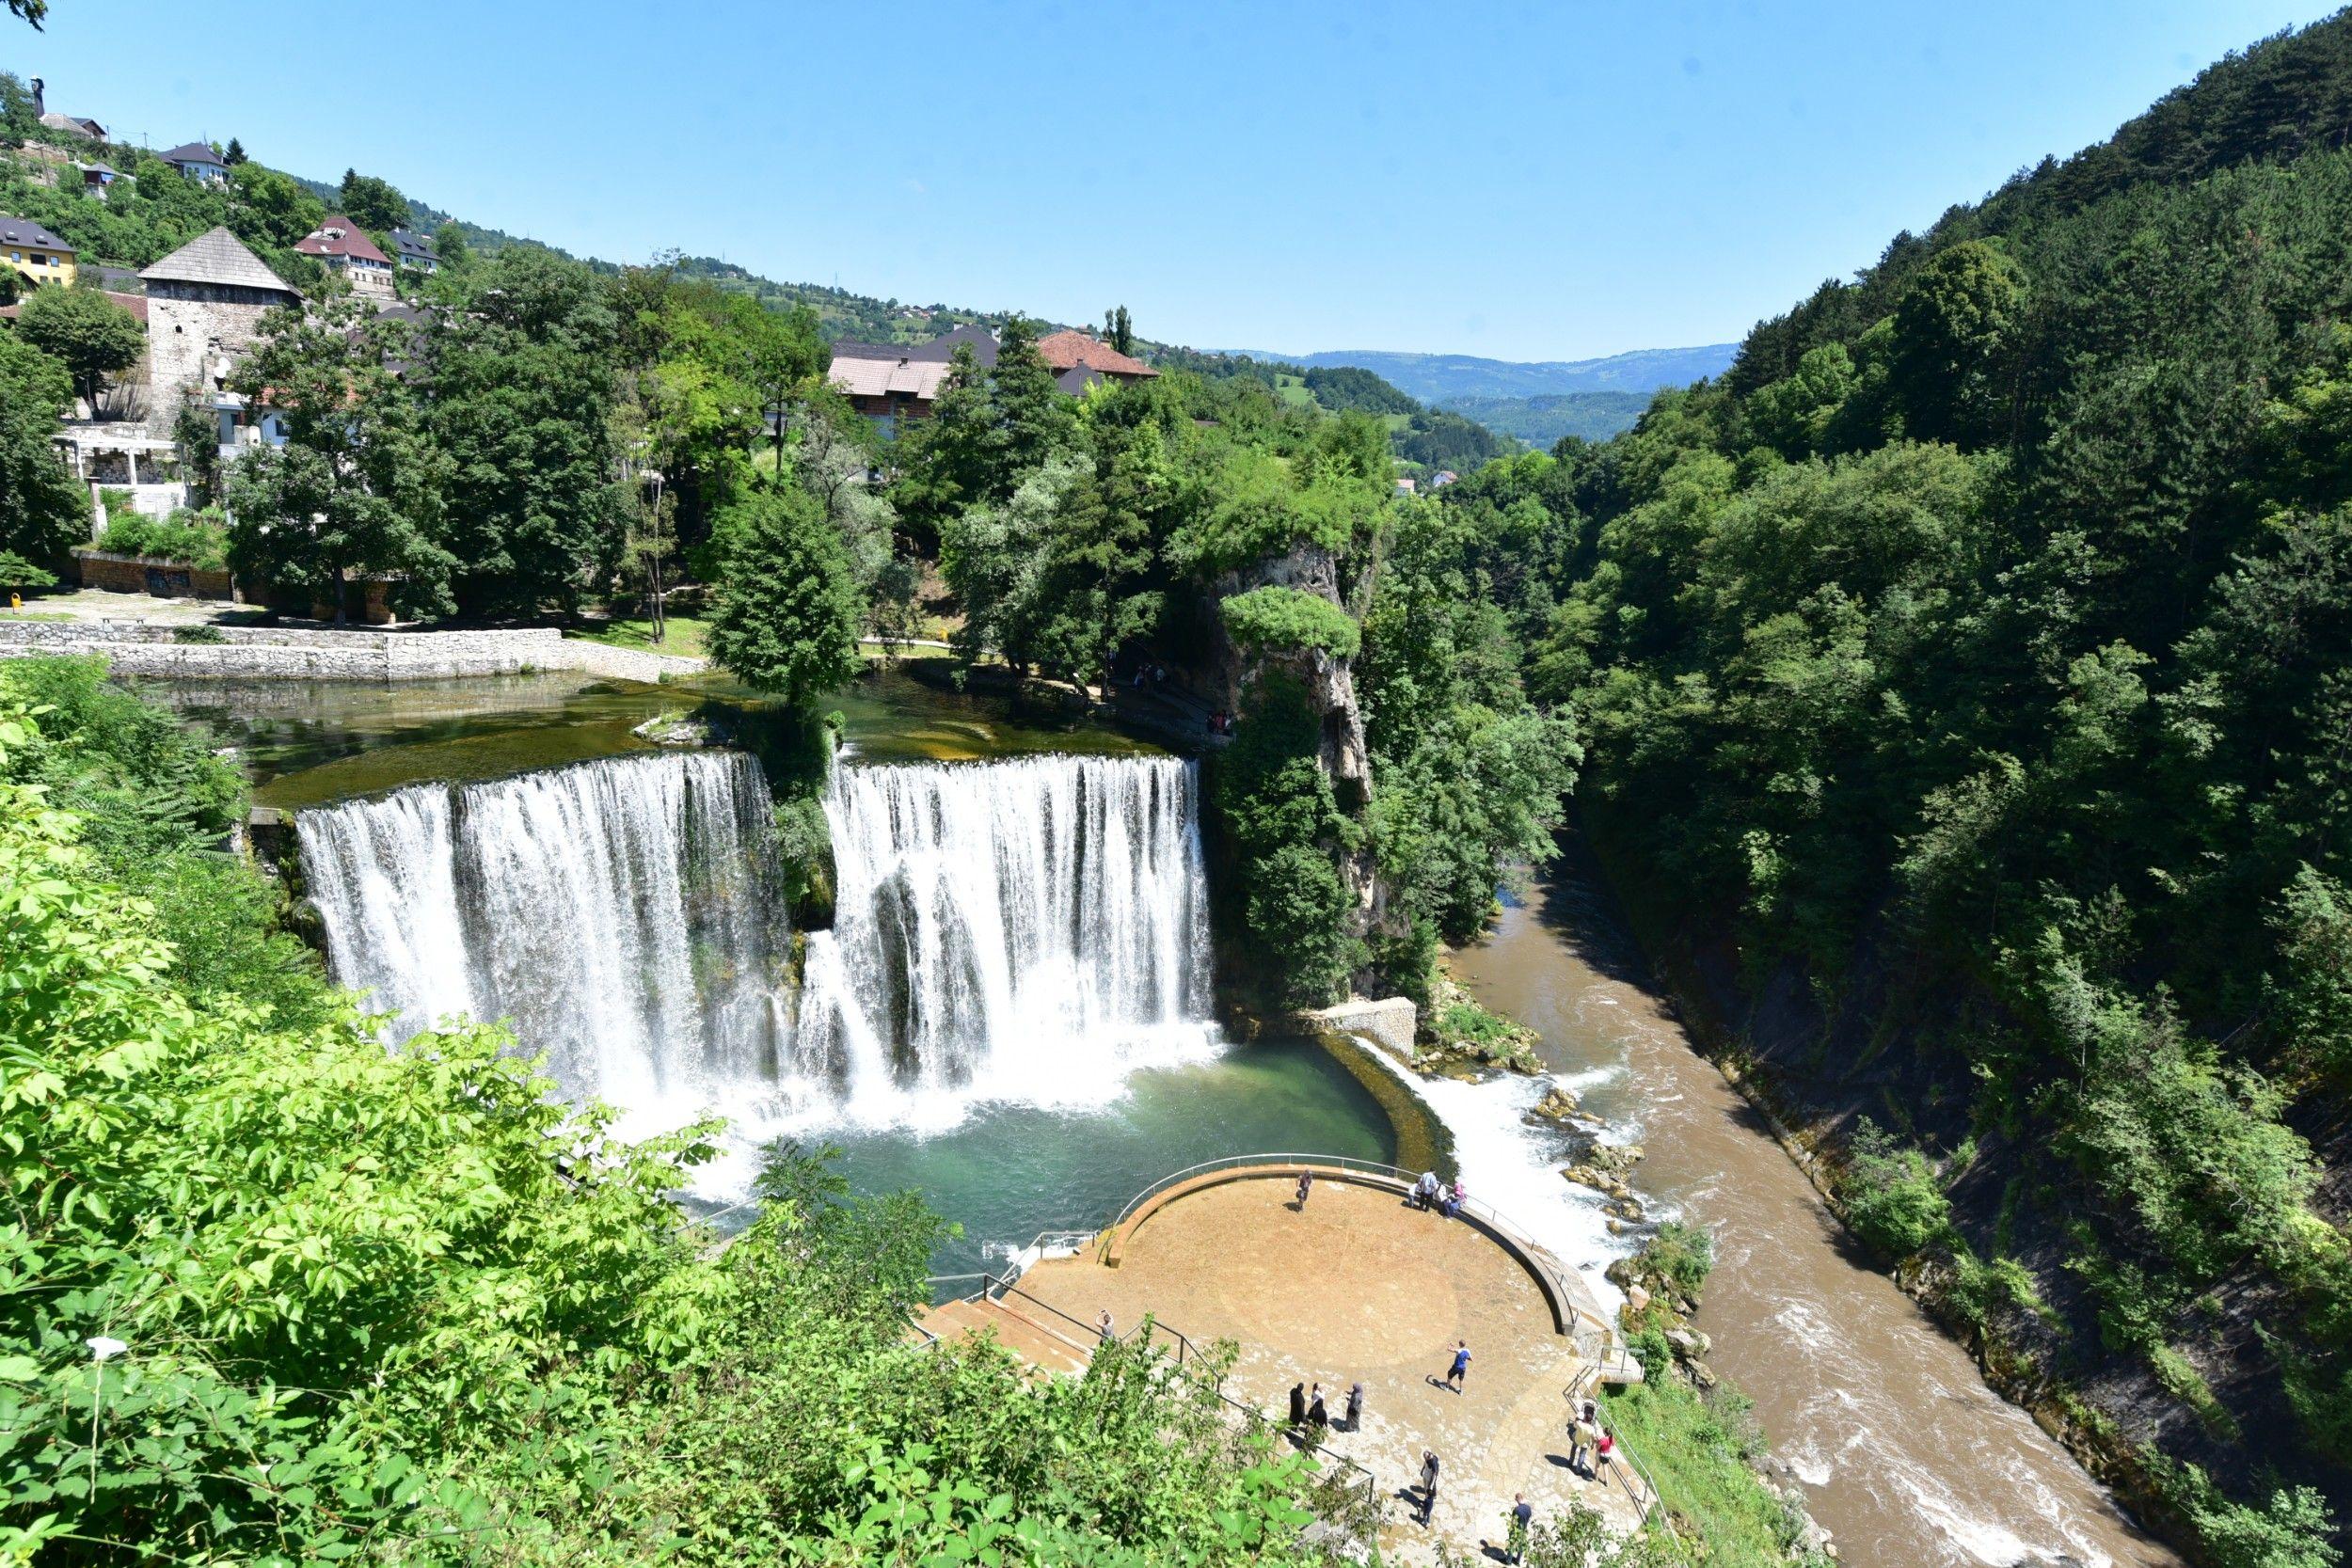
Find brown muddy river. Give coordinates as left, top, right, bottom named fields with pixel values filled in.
left=1447, top=853, right=2183, bottom=1568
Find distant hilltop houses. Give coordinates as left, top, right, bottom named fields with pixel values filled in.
left=828, top=324, right=1157, bottom=434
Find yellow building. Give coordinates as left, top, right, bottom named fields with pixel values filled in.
left=0, top=214, right=77, bottom=289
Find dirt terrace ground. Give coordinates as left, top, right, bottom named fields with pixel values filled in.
left=1018, top=1176, right=1640, bottom=1562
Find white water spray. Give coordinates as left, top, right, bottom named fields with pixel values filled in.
left=297, top=750, right=1219, bottom=1135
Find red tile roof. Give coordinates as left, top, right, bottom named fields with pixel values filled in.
left=1035, top=330, right=1155, bottom=378
left=294, top=217, right=391, bottom=265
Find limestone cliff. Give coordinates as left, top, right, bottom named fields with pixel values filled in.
left=1205, top=542, right=1395, bottom=947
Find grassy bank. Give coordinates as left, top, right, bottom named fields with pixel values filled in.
left=1602, top=1378, right=1818, bottom=1568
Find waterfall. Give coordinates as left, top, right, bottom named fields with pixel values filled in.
left=297, top=749, right=1218, bottom=1133
left=297, top=752, right=793, bottom=1109
left=796, top=755, right=1217, bottom=1123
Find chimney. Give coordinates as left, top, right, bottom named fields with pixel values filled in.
left=29, top=78, right=44, bottom=118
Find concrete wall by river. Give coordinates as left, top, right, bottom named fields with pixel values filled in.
left=0, top=622, right=703, bottom=685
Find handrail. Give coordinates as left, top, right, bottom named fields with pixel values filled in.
left=1102, top=1152, right=1619, bottom=1354
left=1566, top=1383, right=1661, bottom=1523
left=1132, top=1317, right=1378, bottom=1508
left=987, top=1272, right=1116, bottom=1348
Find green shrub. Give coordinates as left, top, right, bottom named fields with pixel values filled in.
left=95, top=506, right=230, bottom=571
left=1837, top=1117, right=1952, bottom=1258
left=1220, top=584, right=1362, bottom=660
left=2145, top=1452, right=2342, bottom=1568
left=1643, top=1220, right=1717, bottom=1300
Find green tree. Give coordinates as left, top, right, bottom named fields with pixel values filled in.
left=228, top=161, right=324, bottom=249
left=222, top=135, right=246, bottom=165
left=427, top=246, right=624, bottom=616
left=336, top=167, right=410, bottom=233
left=14, top=285, right=146, bottom=414
left=1888, top=239, right=2025, bottom=447
left=225, top=297, right=454, bottom=621
left=1104, top=303, right=1134, bottom=355
left=0, top=333, right=80, bottom=564
left=705, top=483, right=863, bottom=705
left=0, top=71, right=36, bottom=138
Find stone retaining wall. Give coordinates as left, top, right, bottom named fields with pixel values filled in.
left=0, top=622, right=705, bottom=684
left=72, top=552, right=237, bottom=601
left=1294, top=996, right=1418, bottom=1056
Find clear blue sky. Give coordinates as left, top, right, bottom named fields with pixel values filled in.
left=6, top=1, right=2339, bottom=360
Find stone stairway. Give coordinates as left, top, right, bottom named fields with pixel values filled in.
left=912, top=1294, right=1097, bottom=1376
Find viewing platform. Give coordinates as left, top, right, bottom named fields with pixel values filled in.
left=919, top=1156, right=1648, bottom=1560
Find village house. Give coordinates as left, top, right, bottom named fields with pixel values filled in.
left=389, top=228, right=439, bottom=273
left=73, top=161, right=131, bottom=198
left=160, top=141, right=231, bottom=186
left=28, top=78, right=103, bottom=140
left=1035, top=329, right=1157, bottom=394
left=294, top=216, right=396, bottom=296
left=826, top=325, right=1155, bottom=433
left=0, top=214, right=76, bottom=288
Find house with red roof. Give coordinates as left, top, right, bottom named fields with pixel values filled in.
left=1035, top=330, right=1158, bottom=393
left=294, top=217, right=395, bottom=297
left=827, top=325, right=1156, bottom=435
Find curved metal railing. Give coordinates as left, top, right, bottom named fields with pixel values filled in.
left=1102, top=1151, right=1620, bottom=1360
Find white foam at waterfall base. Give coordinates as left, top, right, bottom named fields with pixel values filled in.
left=784, top=754, right=1223, bottom=1133
left=1357, top=1044, right=1630, bottom=1310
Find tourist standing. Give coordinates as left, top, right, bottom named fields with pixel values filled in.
left=1344, top=1380, right=1364, bottom=1431
left=1595, top=1425, right=1617, bottom=1486
left=1568, top=1402, right=1598, bottom=1473
left=1441, top=1339, right=1471, bottom=1393
left=1413, top=1170, right=1440, bottom=1211
left=1418, top=1450, right=1440, bottom=1526
left=1295, top=1168, right=1313, bottom=1207
left=1288, top=1381, right=1308, bottom=1431
left=1097, top=1308, right=1115, bottom=1344
left=1505, top=1494, right=1534, bottom=1563
left=1307, top=1384, right=1328, bottom=1439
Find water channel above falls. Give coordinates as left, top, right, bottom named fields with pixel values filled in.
left=1446, top=853, right=2184, bottom=1568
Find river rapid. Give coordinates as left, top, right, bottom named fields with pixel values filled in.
left=1445, top=855, right=2183, bottom=1568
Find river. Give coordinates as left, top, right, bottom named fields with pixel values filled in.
left=1444, top=851, right=2183, bottom=1568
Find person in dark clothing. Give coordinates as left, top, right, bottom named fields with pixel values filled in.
left=1344, top=1380, right=1364, bottom=1431
left=1502, top=1494, right=1534, bottom=1563
left=1417, top=1450, right=1440, bottom=1526
left=1307, top=1384, right=1328, bottom=1439
left=1288, top=1381, right=1307, bottom=1431
left=1295, top=1168, right=1313, bottom=1207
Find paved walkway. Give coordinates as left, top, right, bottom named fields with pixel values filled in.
left=1018, top=1175, right=1641, bottom=1561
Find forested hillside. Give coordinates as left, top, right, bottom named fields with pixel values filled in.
left=1438, top=391, right=1654, bottom=446
left=1434, top=12, right=2352, bottom=1561
left=1221, top=344, right=1739, bottom=404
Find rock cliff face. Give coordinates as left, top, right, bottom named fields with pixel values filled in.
left=1207, top=542, right=1392, bottom=942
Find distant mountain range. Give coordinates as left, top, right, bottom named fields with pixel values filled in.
left=1216, top=343, right=1739, bottom=404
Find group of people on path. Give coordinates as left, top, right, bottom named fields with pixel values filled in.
left=1565, top=1398, right=1618, bottom=1482
left=1285, top=1378, right=1363, bottom=1444
left=1410, top=1169, right=1470, bottom=1218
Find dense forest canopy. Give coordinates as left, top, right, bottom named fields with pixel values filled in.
left=1427, top=11, right=2352, bottom=1562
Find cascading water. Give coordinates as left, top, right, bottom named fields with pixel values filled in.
left=296, top=748, right=1219, bottom=1136
left=296, top=751, right=793, bottom=1113
left=797, top=755, right=1217, bottom=1125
